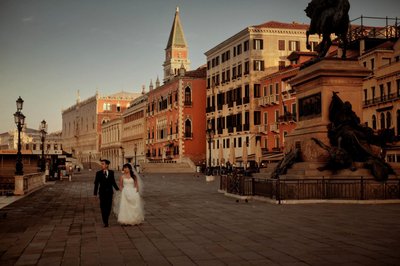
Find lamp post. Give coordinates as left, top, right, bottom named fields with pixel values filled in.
left=134, top=143, right=137, bottom=170
left=89, top=152, right=92, bottom=171
left=40, top=119, right=47, bottom=172
left=14, top=97, right=25, bottom=175
left=206, top=121, right=214, bottom=176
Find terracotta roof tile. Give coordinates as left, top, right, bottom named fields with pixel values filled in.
left=185, top=66, right=207, bottom=78
left=253, top=21, right=309, bottom=30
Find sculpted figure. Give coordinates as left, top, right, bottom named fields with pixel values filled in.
left=314, top=92, right=395, bottom=181
left=271, top=148, right=301, bottom=179
left=305, top=0, right=350, bottom=58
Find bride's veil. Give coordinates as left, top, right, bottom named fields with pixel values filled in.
left=132, top=167, right=144, bottom=195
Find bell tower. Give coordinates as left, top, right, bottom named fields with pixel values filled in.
left=163, top=7, right=190, bottom=83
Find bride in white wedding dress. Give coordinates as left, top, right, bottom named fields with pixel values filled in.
left=113, top=163, right=144, bottom=225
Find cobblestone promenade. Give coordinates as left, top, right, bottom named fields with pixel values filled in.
left=0, top=170, right=399, bottom=265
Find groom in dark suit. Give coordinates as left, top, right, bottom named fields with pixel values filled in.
left=94, top=159, right=119, bottom=227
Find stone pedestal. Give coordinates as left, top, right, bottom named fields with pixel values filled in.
left=285, top=58, right=370, bottom=163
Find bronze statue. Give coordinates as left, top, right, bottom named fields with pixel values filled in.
left=312, top=137, right=353, bottom=174
left=313, top=92, right=395, bottom=181
left=271, top=148, right=300, bottom=179
left=305, top=0, right=350, bottom=58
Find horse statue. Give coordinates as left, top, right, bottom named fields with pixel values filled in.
left=305, top=0, right=350, bottom=58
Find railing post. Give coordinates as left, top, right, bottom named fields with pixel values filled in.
left=384, top=181, right=387, bottom=200
left=252, top=177, right=255, bottom=196
left=239, top=175, right=243, bottom=196
left=398, top=179, right=400, bottom=199
left=276, top=178, right=281, bottom=204
left=297, top=179, right=300, bottom=200
left=360, top=176, right=364, bottom=200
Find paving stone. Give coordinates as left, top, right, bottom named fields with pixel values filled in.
left=0, top=170, right=400, bottom=265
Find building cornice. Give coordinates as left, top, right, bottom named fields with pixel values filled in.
left=205, top=28, right=249, bottom=56
left=204, top=25, right=310, bottom=57
left=62, top=95, right=97, bottom=114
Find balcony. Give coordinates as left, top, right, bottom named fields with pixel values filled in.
left=260, top=96, right=270, bottom=106
left=363, top=93, right=399, bottom=107
left=256, top=125, right=268, bottom=134
left=278, top=113, right=297, bottom=124
left=282, top=84, right=295, bottom=95
left=270, top=123, right=279, bottom=133
left=270, top=95, right=279, bottom=105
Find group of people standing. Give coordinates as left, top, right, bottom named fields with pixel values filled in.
left=93, top=159, right=144, bottom=227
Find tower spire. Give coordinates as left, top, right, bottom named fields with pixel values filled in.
left=156, top=76, right=160, bottom=88
left=149, top=79, right=154, bottom=91
left=163, top=7, right=190, bottom=83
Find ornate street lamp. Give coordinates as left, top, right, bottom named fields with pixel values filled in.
left=40, top=119, right=47, bottom=172
left=14, top=97, right=25, bottom=175
left=134, top=143, right=137, bottom=170
left=206, top=121, right=214, bottom=176
left=16, top=96, right=24, bottom=112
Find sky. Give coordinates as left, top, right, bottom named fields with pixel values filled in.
left=0, top=0, right=399, bottom=133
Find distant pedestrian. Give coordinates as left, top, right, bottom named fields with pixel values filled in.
left=94, top=159, right=119, bottom=227
left=68, top=165, right=73, bottom=181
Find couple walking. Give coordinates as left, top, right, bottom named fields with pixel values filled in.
left=93, top=159, right=144, bottom=227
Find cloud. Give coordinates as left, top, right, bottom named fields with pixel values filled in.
left=22, top=16, right=34, bottom=23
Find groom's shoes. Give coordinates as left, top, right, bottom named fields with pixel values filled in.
left=104, top=224, right=109, bottom=227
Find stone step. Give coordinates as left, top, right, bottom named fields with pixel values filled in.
left=140, top=162, right=195, bottom=173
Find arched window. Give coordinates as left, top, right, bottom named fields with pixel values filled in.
left=372, top=115, right=377, bottom=130
left=386, top=111, right=392, bottom=129
left=397, top=110, right=400, bottom=135
left=184, top=87, right=192, bottom=106
left=185, top=119, right=192, bottom=138
left=380, top=113, right=385, bottom=129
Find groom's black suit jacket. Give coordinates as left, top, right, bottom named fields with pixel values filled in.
left=94, top=169, right=119, bottom=197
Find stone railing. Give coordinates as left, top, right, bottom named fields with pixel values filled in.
left=14, top=172, right=45, bottom=196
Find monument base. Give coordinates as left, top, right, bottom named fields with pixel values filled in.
left=285, top=58, right=371, bottom=163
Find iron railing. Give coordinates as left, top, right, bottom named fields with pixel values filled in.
left=220, top=174, right=400, bottom=203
